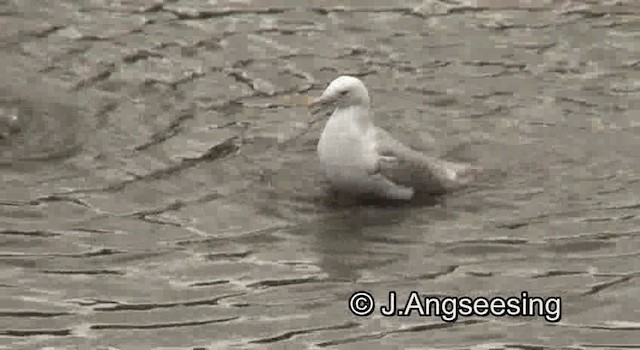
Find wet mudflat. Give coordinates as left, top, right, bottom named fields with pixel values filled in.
left=1, top=0, right=639, bottom=349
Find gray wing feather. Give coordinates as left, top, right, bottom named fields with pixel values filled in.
left=374, top=128, right=475, bottom=194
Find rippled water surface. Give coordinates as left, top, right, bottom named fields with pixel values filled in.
left=1, top=0, right=639, bottom=349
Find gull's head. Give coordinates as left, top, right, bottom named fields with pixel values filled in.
left=310, top=76, right=371, bottom=110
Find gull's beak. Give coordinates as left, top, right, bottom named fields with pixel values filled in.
left=307, top=95, right=332, bottom=117
left=308, top=96, right=324, bottom=107
left=307, top=93, right=335, bottom=110
left=307, top=87, right=340, bottom=117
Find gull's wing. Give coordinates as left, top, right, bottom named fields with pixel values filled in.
left=374, top=127, right=477, bottom=194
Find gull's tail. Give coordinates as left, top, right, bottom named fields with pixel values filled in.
left=421, top=157, right=481, bottom=193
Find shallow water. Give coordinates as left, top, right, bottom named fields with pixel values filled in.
left=1, top=0, right=639, bottom=349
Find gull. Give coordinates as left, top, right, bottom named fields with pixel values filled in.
left=309, top=75, right=479, bottom=200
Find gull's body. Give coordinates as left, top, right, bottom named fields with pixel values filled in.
left=312, top=76, right=477, bottom=200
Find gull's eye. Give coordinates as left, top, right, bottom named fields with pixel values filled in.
left=339, top=90, right=348, bottom=96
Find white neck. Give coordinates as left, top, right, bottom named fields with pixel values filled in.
left=333, top=104, right=372, bottom=131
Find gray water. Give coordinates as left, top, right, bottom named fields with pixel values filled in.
left=1, top=0, right=639, bottom=349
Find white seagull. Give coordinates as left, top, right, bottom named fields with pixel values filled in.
left=310, top=75, right=479, bottom=201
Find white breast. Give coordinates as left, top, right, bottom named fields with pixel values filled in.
left=317, top=107, right=377, bottom=189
